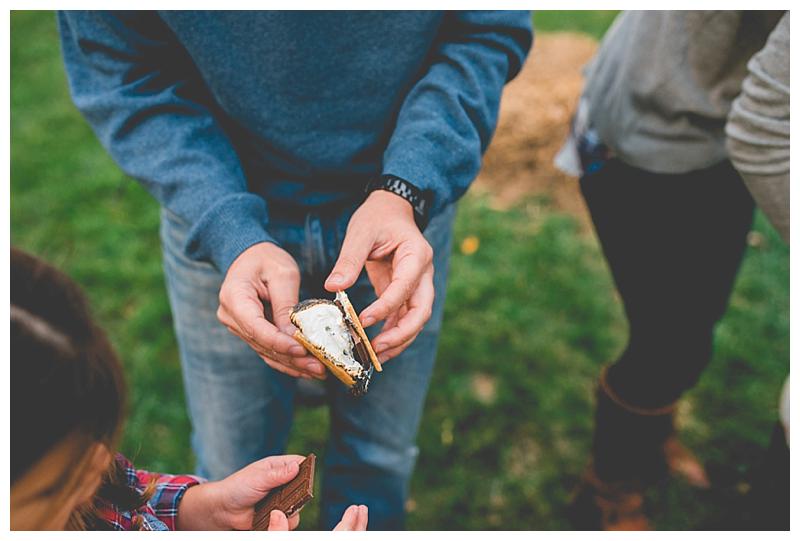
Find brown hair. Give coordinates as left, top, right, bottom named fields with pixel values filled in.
left=11, top=247, right=149, bottom=529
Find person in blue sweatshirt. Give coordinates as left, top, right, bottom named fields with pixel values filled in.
left=58, top=11, right=532, bottom=529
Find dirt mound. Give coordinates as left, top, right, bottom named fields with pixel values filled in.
left=474, top=32, right=599, bottom=224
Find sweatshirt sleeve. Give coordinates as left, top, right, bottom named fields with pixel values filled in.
left=725, top=12, right=790, bottom=242
left=381, top=11, right=533, bottom=216
left=58, top=11, right=276, bottom=273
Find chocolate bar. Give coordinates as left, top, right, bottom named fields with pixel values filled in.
left=251, top=454, right=316, bottom=530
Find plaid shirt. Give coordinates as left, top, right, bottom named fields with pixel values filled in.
left=95, top=454, right=204, bottom=531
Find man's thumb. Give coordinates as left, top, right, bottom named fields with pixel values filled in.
left=325, top=232, right=372, bottom=292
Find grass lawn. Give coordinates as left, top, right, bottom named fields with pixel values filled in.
left=10, top=11, right=789, bottom=530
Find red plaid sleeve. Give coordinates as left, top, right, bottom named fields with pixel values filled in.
left=94, top=454, right=204, bottom=530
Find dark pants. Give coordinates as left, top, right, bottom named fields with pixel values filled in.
left=749, top=422, right=790, bottom=530
left=580, top=158, right=755, bottom=409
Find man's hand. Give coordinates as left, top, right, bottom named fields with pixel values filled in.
left=176, top=455, right=369, bottom=531
left=325, top=190, right=435, bottom=363
left=217, top=242, right=325, bottom=379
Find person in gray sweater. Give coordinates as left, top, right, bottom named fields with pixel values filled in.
left=557, top=10, right=788, bottom=530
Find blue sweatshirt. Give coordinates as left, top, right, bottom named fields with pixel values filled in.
left=58, top=11, right=532, bottom=272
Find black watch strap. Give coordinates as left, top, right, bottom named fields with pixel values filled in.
left=365, top=175, right=433, bottom=230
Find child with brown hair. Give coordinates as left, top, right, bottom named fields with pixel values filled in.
left=9, top=247, right=368, bottom=531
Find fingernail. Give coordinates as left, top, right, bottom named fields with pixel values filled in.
left=282, top=325, right=296, bottom=335
left=328, top=273, right=344, bottom=286
left=290, top=345, right=306, bottom=356
left=374, top=342, right=386, bottom=352
left=362, top=315, right=375, bottom=327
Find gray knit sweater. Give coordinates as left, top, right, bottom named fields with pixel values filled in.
left=582, top=11, right=784, bottom=175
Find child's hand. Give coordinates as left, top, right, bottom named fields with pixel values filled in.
left=265, top=509, right=299, bottom=531
left=266, top=505, right=368, bottom=531
left=268, top=504, right=368, bottom=531
left=177, top=454, right=368, bottom=531
left=333, top=505, right=369, bottom=530
left=177, top=455, right=304, bottom=530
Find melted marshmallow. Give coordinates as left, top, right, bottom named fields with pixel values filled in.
left=293, top=303, right=361, bottom=373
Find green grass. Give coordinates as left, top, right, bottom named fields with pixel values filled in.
left=10, top=11, right=788, bottom=530
left=533, top=10, right=619, bottom=39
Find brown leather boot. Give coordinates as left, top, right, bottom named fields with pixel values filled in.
left=570, top=464, right=650, bottom=530
left=569, top=367, right=709, bottom=530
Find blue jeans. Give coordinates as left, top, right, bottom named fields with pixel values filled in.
left=160, top=201, right=455, bottom=530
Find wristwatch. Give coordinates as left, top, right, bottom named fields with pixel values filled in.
left=365, top=175, right=433, bottom=231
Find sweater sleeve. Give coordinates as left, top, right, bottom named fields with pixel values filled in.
left=725, top=12, right=790, bottom=242
left=58, top=11, right=277, bottom=273
left=381, top=11, right=532, bottom=216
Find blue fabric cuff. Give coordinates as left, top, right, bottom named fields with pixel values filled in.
left=383, top=134, right=463, bottom=218
left=184, top=193, right=278, bottom=274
